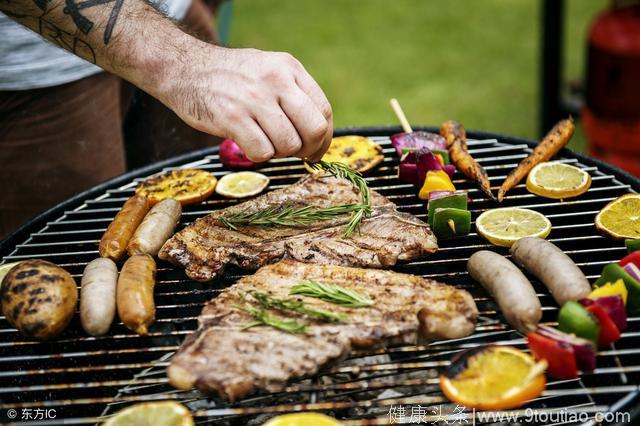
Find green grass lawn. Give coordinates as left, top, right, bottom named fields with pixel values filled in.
left=230, top=0, right=607, bottom=152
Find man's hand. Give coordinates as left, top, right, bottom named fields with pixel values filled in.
left=1, top=0, right=333, bottom=162
left=159, top=46, right=333, bottom=162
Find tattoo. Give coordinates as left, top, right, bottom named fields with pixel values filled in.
left=62, top=0, right=124, bottom=43
left=39, top=17, right=96, bottom=63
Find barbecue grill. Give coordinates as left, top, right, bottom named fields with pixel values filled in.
left=1, top=126, right=639, bottom=425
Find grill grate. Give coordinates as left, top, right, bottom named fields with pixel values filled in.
left=1, top=127, right=639, bottom=425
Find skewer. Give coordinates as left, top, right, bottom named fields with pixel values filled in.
left=389, top=98, right=413, bottom=133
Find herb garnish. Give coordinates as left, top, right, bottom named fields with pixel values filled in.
left=290, top=280, right=374, bottom=308
left=251, top=291, right=347, bottom=323
left=219, top=204, right=364, bottom=230
left=218, top=161, right=372, bottom=237
left=236, top=303, right=308, bottom=334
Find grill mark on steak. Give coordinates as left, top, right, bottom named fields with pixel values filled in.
left=159, top=175, right=438, bottom=281
left=168, top=260, right=478, bottom=400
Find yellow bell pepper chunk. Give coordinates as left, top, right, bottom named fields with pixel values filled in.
left=588, top=279, right=628, bottom=305
left=418, top=170, right=456, bottom=200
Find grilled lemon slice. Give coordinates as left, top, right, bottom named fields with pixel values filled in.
left=595, top=194, right=640, bottom=239
left=476, top=208, right=552, bottom=247
left=304, top=135, right=383, bottom=173
left=136, top=169, right=217, bottom=206
left=215, top=171, right=269, bottom=198
left=263, top=413, right=343, bottom=426
left=440, top=345, right=547, bottom=411
left=526, top=162, right=591, bottom=199
left=103, top=401, right=193, bottom=426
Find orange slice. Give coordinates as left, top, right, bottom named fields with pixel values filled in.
left=136, top=169, right=217, bottom=206
left=440, top=345, right=547, bottom=411
left=595, top=193, right=640, bottom=240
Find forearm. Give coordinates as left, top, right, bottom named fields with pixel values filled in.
left=0, top=0, right=203, bottom=97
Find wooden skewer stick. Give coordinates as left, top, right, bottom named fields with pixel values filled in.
left=389, top=98, right=413, bottom=133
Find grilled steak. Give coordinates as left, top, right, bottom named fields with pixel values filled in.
left=168, top=260, right=478, bottom=400
left=159, top=175, right=438, bottom=281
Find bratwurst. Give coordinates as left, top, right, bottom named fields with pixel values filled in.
left=117, top=254, right=156, bottom=335
left=510, top=237, right=590, bottom=306
left=468, top=250, right=542, bottom=333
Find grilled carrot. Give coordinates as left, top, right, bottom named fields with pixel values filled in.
left=440, top=120, right=494, bottom=200
left=497, top=118, right=575, bottom=202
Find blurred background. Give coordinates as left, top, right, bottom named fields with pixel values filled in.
left=229, top=0, right=606, bottom=153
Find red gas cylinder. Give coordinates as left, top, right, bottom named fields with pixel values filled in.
left=583, top=4, right=640, bottom=176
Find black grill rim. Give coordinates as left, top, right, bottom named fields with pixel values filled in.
left=1, top=125, right=640, bottom=424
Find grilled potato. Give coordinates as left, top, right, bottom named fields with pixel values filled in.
left=0, top=259, right=78, bottom=340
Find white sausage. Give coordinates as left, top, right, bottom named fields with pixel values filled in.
left=510, top=237, right=591, bottom=306
left=468, top=250, right=542, bottom=334
left=127, top=198, right=182, bottom=256
left=80, top=258, right=118, bottom=336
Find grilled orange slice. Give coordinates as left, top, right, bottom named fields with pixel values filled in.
left=304, top=135, right=384, bottom=174
left=595, top=194, right=640, bottom=240
left=440, top=345, right=547, bottom=411
left=136, top=169, right=217, bottom=206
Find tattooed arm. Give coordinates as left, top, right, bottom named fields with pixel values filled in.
left=0, top=0, right=333, bottom=161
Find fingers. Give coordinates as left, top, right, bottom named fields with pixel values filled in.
left=279, top=86, right=330, bottom=159
left=295, top=70, right=333, bottom=161
left=254, top=106, right=302, bottom=158
left=229, top=120, right=274, bottom=163
left=295, top=71, right=333, bottom=122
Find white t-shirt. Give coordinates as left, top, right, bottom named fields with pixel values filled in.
left=0, top=0, right=191, bottom=90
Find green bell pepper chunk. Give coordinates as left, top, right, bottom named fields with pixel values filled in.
left=557, top=301, right=600, bottom=345
left=432, top=149, right=450, bottom=165
left=432, top=208, right=471, bottom=239
left=594, top=263, right=640, bottom=314
left=427, top=193, right=467, bottom=226
left=625, top=239, right=640, bottom=254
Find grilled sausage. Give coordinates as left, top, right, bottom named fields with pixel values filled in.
left=80, top=258, right=118, bottom=336
left=99, top=195, right=149, bottom=260
left=127, top=198, right=182, bottom=256
left=510, top=237, right=590, bottom=306
left=0, top=259, right=77, bottom=340
left=497, top=118, right=574, bottom=202
left=468, top=251, right=542, bottom=334
left=440, top=120, right=494, bottom=200
left=117, top=254, right=156, bottom=335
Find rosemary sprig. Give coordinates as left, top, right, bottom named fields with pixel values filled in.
left=290, top=280, right=374, bottom=308
left=250, top=291, right=347, bottom=323
left=233, top=303, right=308, bottom=334
left=218, top=161, right=372, bottom=237
left=218, top=204, right=364, bottom=230
left=305, top=161, right=372, bottom=236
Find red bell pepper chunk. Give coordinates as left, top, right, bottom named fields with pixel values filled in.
left=527, top=331, right=578, bottom=379
left=619, top=251, right=640, bottom=268
left=585, top=304, right=621, bottom=348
